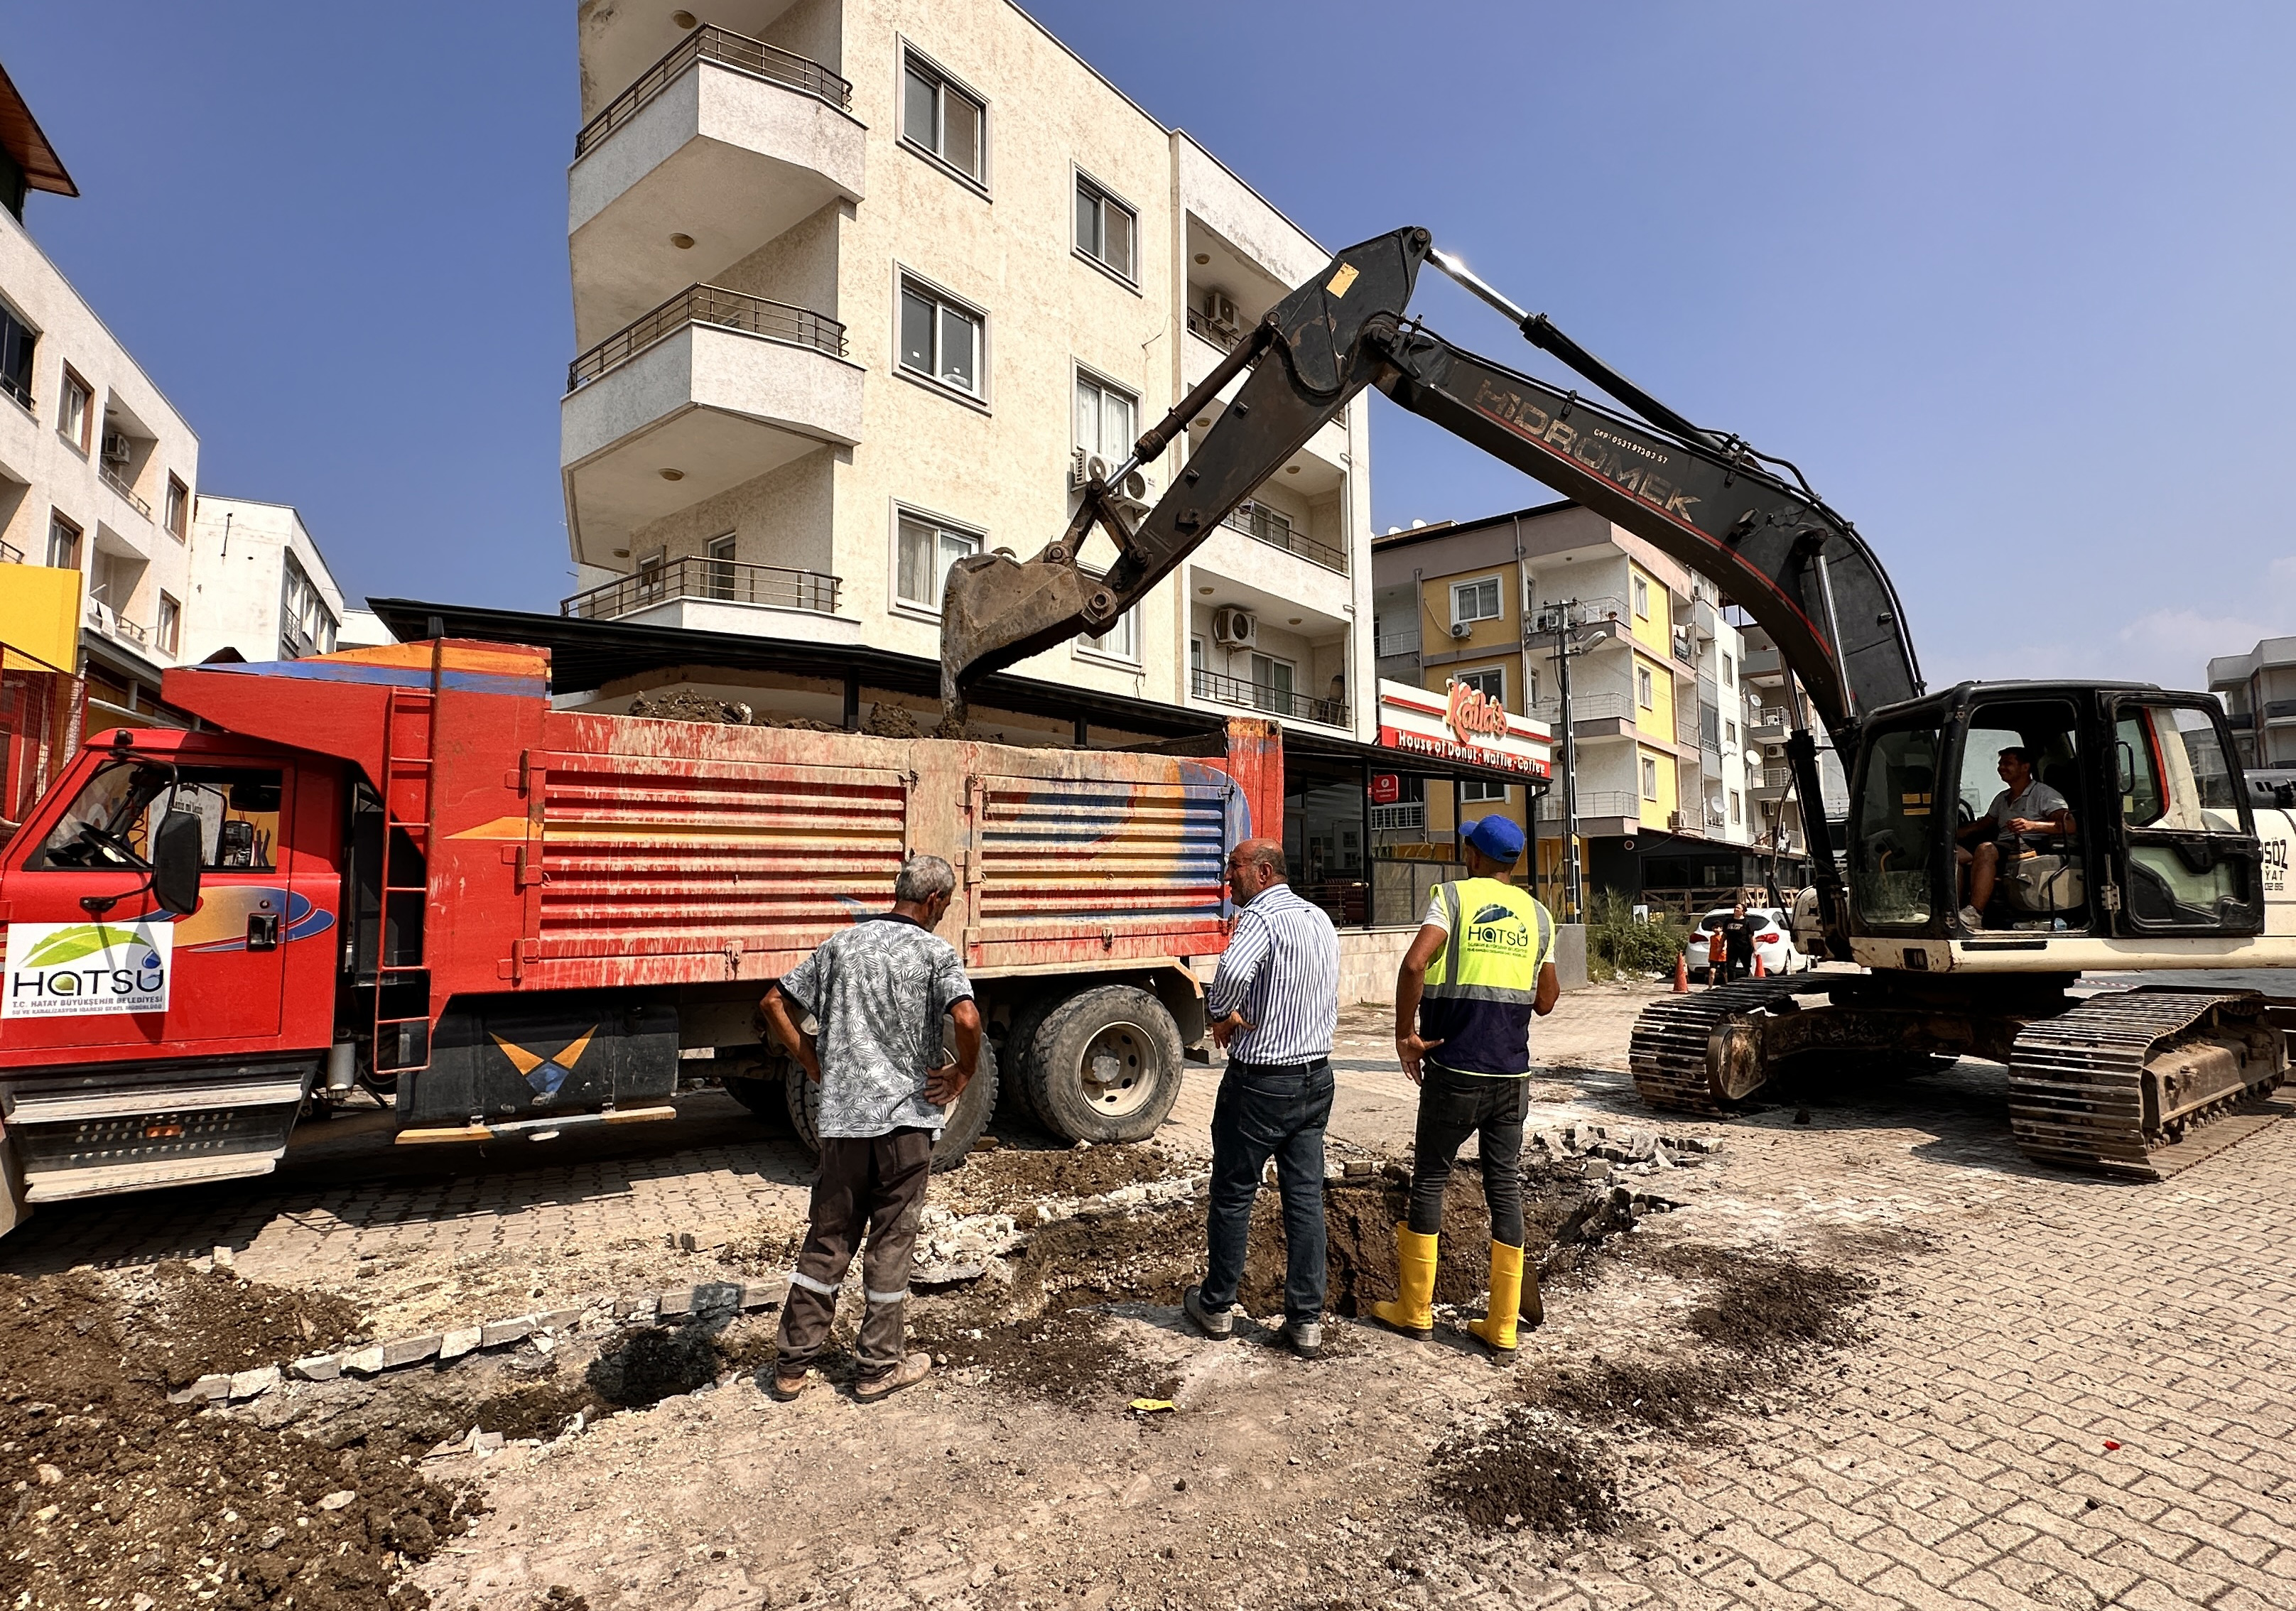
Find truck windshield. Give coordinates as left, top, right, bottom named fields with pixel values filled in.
left=26, top=761, right=283, bottom=872
left=1849, top=723, right=1942, bottom=928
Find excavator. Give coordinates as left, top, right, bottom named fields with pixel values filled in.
left=941, top=225, right=2295, bottom=1181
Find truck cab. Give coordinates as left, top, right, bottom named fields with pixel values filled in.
left=0, top=727, right=345, bottom=1214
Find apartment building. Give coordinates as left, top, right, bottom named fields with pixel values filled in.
left=556, top=0, right=1372, bottom=751
left=2206, top=636, right=2296, bottom=770
left=1371, top=501, right=1762, bottom=914
left=0, top=60, right=202, bottom=729
left=183, top=497, right=349, bottom=666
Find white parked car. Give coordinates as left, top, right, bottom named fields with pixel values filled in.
left=1684, top=905, right=1813, bottom=982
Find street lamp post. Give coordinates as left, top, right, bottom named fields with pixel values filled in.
left=1539, top=599, right=1609, bottom=923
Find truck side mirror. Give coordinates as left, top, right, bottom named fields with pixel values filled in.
left=2116, top=741, right=2137, bottom=796
left=153, top=809, right=204, bottom=916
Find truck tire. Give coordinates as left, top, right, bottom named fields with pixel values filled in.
left=995, top=990, right=1072, bottom=1131
left=721, top=1056, right=791, bottom=1131
left=1022, top=984, right=1185, bottom=1144
left=781, top=1038, right=1000, bottom=1174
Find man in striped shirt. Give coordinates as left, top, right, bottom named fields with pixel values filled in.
left=1184, top=837, right=1341, bottom=1358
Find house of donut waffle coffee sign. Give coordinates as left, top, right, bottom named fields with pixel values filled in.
left=1375, top=678, right=1553, bottom=776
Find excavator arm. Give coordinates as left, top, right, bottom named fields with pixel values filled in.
left=938, top=225, right=1926, bottom=950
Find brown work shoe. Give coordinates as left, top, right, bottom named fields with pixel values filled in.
left=767, top=1367, right=813, bottom=1401
left=852, top=1352, right=932, bottom=1401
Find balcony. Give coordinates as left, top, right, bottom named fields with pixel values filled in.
left=1191, top=667, right=1345, bottom=728
left=1537, top=790, right=1639, bottom=824
left=99, top=463, right=151, bottom=521
left=1, top=540, right=21, bottom=564
left=1753, top=764, right=1793, bottom=798
left=86, top=600, right=147, bottom=649
left=561, top=555, right=848, bottom=637
left=1375, top=629, right=1420, bottom=658
left=1220, top=502, right=1347, bottom=575
left=1370, top=803, right=1425, bottom=832
left=1531, top=691, right=1634, bottom=738
left=561, top=285, right=863, bottom=564
left=570, top=25, right=865, bottom=345
left=1676, top=703, right=1700, bottom=747
left=1740, top=646, right=1784, bottom=682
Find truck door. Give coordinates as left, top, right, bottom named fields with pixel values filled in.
left=3, top=755, right=295, bottom=1054
left=2108, top=697, right=2263, bottom=936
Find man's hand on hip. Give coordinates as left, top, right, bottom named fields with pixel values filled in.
left=1395, top=1032, right=1443, bottom=1086
left=1210, top=1009, right=1253, bottom=1051
left=926, top=1060, right=974, bottom=1107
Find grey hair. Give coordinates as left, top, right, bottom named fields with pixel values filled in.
left=894, top=852, right=956, bottom=904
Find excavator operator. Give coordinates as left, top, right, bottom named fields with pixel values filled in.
left=1956, top=746, right=2074, bottom=929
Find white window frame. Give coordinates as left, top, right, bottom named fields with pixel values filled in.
left=891, top=503, right=984, bottom=620
left=1729, top=788, right=1742, bottom=825
left=60, top=367, right=91, bottom=453
left=898, top=44, right=988, bottom=192
left=1072, top=365, right=1138, bottom=461
left=1459, top=779, right=1507, bottom=804
left=1641, top=754, right=1660, bottom=801
left=1722, top=651, right=1735, bottom=685
left=1074, top=601, right=1142, bottom=667
left=1072, top=168, right=1139, bottom=287
left=896, top=269, right=987, bottom=406
left=165, top=474, right=188, bottom=541
left=1631, top=573, right=1650, bottom=619
left=1451, top=575, right=1502, bottom=626
left=156, top=591, right=180, bottom=656
left=1636, top=663, right=1655, bottom=710
left=45, top=509, right=81, bottom=570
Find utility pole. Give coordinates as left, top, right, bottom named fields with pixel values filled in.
left=1539, top=597, right=1608, bottom=923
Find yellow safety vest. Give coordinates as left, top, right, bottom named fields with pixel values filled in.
left=1420, top=877, right=1554, bottom=1077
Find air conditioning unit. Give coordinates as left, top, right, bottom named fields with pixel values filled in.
left=1211, top=606, right=1258, bottom=649
left=100, top=431, right=131, bottom=465
left=1069, top=448, right=1117, bottom=490
left=1448, top=621, right=1474, bottom=639
left=1205, top=288, right=1242, bottom=337
left=1109, top=466, right=1154, bottom=520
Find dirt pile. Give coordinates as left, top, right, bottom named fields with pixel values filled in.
left=624, top=690, right=838, bottom=730
left=0, top=1269, right=478, bottom=1611
left=126, top=1262, right=364, bottom=1390
left=1427, top=1414, right=1619, bottom=1532
left=928, top=1139, right=1194, bottom=1215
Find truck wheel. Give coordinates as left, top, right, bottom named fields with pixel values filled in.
left=995, top=991, right=1072, bottom=1130
left=722, top=1056, right=791, bottom=1131
left=780, top=1038, right=1000, bottom=1174
left=1023, top=985, right=1184, bottom=1144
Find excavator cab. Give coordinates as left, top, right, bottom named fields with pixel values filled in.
left=1846, top=683, right=2263, bottom=945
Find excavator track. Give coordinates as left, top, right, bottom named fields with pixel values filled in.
left=1629, top=978, right=1810, bottom=1113
left=2008, top=990, right=2290, bottom=1180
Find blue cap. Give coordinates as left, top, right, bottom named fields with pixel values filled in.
left=1461, top=815, right=1526, bottom=864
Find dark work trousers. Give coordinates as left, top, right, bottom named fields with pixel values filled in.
left=1407, top=1064, right=1532, bottom=1246
left=774, top=1127, right=933, bottom=1380
left=1201, top=1062, right=1336, bottom=1324
left=1723, top=949, right=1753, bottom=982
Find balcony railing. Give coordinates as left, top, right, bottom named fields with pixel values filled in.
left=87, top=602, right=147, bottom=647
left=1370, top=803, right=1425, bottom=832
left=1539, top=790, right=1639, bottom=822
left=568, top=283, right=848, bottom=392
left=1191, top=667, right=1345, bottom=727
left=1, top=539, right=21, bottom=564
left=561, top=556, right=843, bottom=621
left=1219, top=504, right=1348, bottom=575
left=1375, top=630, right=1421, bottom=658
left=1759, top=764, right=1793, bottom=791
left=1676, top=704, right=1700, bottom=747
left=99, top=463, right=152, bottom=520
left=1532, top=691, right=1632, bottom=726
left=1, top=369, right=31, bottom=411
left=575, top=25, right=853, bottom=161
left=1185, top=306, right=1242, bottom=352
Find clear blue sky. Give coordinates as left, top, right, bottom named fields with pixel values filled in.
left=11, top=2, right=2293, bottom=692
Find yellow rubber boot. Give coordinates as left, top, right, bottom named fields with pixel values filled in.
left=1369, top=1225, right=1438, bottom=1340
left=1468, top=1241, right=1531, bottom=1361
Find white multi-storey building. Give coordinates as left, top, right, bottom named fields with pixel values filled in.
left=556, top=0, right=1373, bottom=745
left=0, top=60, right=202, bottom=725
left=183, top=497, right=348, bottom=666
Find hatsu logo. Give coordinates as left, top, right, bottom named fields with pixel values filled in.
left=3, top=921, right=173, bottom=1018
left=1446, top=679, right=1508, bottom=747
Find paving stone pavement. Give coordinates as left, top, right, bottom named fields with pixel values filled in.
left=10, top=984, right=2296, bottom=1608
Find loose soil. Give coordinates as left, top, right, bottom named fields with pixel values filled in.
left=0, top=1269, right=478, bottom=1611
left=124, top=1262, right=366, bottom=1390
left=1655, top=1243, right=1875, bottom=1355
left=927, top=1139, right=1195, bottom=1215
left=1426, top=1413, right=1620, bottom=1532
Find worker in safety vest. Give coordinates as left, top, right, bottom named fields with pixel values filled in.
left=1372, top=814, right=1560, bottom=1362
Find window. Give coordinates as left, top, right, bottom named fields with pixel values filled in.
left=1636, top=664, right=1655, bottom=709
left=166, top=475, right=189, bottom=541
left=1080, top=604, right=1139, bottom=663
left=1631, top=574, right=1650, bottom=618
left=1190, top=637, right=1204, bottom=676
left=1454, top=666, right=1505, bottom=705
left=635, top=548, right=666, bottom=603
left=1460, top=780, right=1507, bottom=804
left=899, top=278, right=982, bottom=397
left=1074, top=173, right=1136, bottom=281
left=1250, top=653, right=1295, bottom=715
left=896, top=511, right=980, bottom=612
left=60, top=368, right=91, bottom=451
left=1729, top=788, right=1742, bottom=825
left=1451, top=576, right=1501, bottom=625
left=0, top=303, right=33, bottom=411
left=1722, top=652, right=1735, bottom=685
left=1074, top=371, right=1136, bottom=460
left=1641, top=755, right=1659, bottom=801
left=1725, top=719, right=1738, bottom=745
left=279, top=550, right=338, bottom=658
left=156, top=592, right=180, bottom=656
left=703, top=533, right=738, bottom=601
left=45, top=510, right=80, bottom=570
left=901, top=51, right=983, bottom=182
left=31, top=762, right=283, bottom=873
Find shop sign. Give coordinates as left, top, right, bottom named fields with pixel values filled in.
left=1368, top=774, right=1400, bottom=804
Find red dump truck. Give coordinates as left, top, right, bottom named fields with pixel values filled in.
left=0, top=639, right=1281, bottom=1232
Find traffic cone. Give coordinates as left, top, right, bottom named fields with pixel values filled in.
left=1673, top=953, right=1689, bottom=993
left=1753, top=951, right=1766, bottom=979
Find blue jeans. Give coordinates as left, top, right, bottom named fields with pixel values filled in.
left=1201, top=1062, right=1334, bottom=1323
